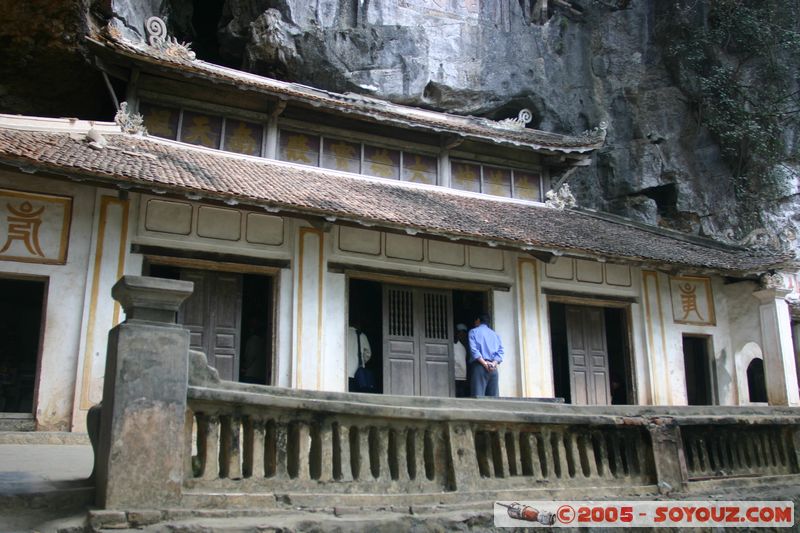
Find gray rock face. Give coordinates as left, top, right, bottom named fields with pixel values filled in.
left=107, top=0, right=799, bottom=255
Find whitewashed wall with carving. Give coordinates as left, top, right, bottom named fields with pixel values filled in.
left=0, top=171, right=98, bottom=430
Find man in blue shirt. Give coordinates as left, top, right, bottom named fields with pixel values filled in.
left=468, top=313, right=503, bottom=397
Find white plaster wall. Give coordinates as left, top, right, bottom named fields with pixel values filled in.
left=721, top=280, right=762, bottom=405
left=71, top=190, right=138, bottom=431
left=322, top=270, right=346, bottom=392
left=645, top=274, right=742, bottom=406
left=275, top=266, right=294, bottom=388
left=0, top=171, right=97, bottom=430
left=493, top=289, right=519, bottom=397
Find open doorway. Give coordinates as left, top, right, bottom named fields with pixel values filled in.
left=347, top=279, right=383, bottom=393
left=549, top=302, right=633, bottom=405
left=147, top=263, right=274, bottom=384
left=346, top=279, right=490, bottom=397
left=452, top=290, right=489, bottom=397
left=0, top=277, right=46, bottom=414
left=683, top=335, right=715, bottom=405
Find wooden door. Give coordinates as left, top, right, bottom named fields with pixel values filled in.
left=382, top=285, right=454, bottom=397
left=178, top=269, right=243, bottom=381
left=565, top=305, right=610, bottom=405
left=383, top=286, right=416, bottom=396
left=420, top=290, right=454, bottom=397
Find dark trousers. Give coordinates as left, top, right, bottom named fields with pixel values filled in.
left=470, top=362, right=499, bottom=397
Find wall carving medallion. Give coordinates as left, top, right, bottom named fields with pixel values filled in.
left=669, top=275, right=716, bottom=326
left=0, top=188, right=72, bottom=265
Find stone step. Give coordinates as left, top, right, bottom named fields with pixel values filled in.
left=0, top=431, right=90, bottom=445
left=0, top=481, right=94, bottom=510
left=85, top=505, right=493, bottom=533
left=0, top=414, right=35, bottom=432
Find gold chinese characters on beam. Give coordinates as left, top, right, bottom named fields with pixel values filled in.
left=0, top=188, right=72, bottom=265
left=669, top=275, right=716, bottom=326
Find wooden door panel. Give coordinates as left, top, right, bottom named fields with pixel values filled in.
left=388, top=339, right=415, bottom=354
left=424, top=360, right=452, bottom=398
left=388, top=359, right=416, bottom=396
left=566, top=307, right=589, bottom=404
left=177, top=268, right=243, bottom=382
left=211, top=272, right=242, bottom=381
left=384, top=286, right=418, bottom=396
left=179, top=269, right=209, bottom=357
left=573, top=370, right=589, bottom=405
left=593, top=370, right=610, bottom=405
left=566, top=305, right=610, bottom=405
left=419, top=290, right=453, bottom=397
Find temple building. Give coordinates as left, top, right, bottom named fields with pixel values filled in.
left=0, top=20, right=798, bottom=434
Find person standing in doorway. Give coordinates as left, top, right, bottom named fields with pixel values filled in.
left=347, top=317, right=372, bottom=392
left=453, top=323, right=469, bottom=397
left=468, top=313, right=503, bottom=397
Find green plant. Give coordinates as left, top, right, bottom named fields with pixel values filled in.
left=664, top=0, right=800, bottom=199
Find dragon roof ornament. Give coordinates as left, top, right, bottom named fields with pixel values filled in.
left=144, top=17, right=196, bottom=61
left=494, top=108, right=534, bottom=130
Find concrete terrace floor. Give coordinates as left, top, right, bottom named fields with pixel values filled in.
left=0, top=434, right=94, bottom=533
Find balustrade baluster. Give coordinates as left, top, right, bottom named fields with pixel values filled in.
left=492, top=431, right=508, bottom=478
left=622, top=433, right=637, bottom=478
left=509, top=431, right=523, bottom=477
left=199, top=414, right=220, bottom=481
left=609, top=433, right=624, bottom=478
left=396, top=428, right=410, bottom=482
left=250, top=419, right=265, bottom=478
left=414, top=429, right=426, bottom=482
left=567, top=433, right=581, bottom=478
left=554, top=431, right=569, bottom=479
left=221, top=416, right=242, bottom=479
left=358, top=427, right=371, bottom=481
left=581, top=434, right=598, bottom=478
left=275, top=421, right=289, bottom=479
left=376, top=427, right=390, bottom=482
left=337, top=423, right=353, bottom=482
left=697, top=437, right=710, bottom=474
left=594, top=432, right=610, bottom=479
left=318, top=421, right=334, bottom=482
left=296, top=422, right=312, bottom=480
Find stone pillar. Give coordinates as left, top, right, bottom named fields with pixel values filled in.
left=95, top=276, right=193, bottom=509
left=753, top=288, right=800, bottom=406
left=647, top=417, right=688, bottom=494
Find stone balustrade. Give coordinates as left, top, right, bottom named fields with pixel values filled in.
left=182, top=382, right=800, bottom=506
left=95, top=276, right=800, bottom=511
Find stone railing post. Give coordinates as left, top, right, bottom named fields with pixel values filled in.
left=95, top=276, right=193, bottom=509
left=647, top=417, right=688, bottom=494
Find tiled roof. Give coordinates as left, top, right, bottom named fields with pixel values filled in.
left=88, top=37, right=605, bottom=154
left=0, top=120, right=788, bottom=273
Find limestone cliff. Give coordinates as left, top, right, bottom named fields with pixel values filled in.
left=3, top=0, right=798, bottom=257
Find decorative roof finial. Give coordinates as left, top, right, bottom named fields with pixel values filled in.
left=496, top=108, right=534, bottom=130
left=144, top=17, right=196, bottom=61
left=114, top=102, right=147, bottom=135
left=545, top=183, right=577, bottom=209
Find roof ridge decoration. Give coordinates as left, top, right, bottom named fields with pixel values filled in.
left=144, top=17, right=196, bottom=61
left=581, top=121, right=609, bottom=142
left=493, top=109, right=534, bottom=130
left=114, top=102, right=147, bottom=135
left=545, top=183, right=577, bottom=210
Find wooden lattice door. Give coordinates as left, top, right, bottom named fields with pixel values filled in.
left=382, top=285, right=454, bottom=397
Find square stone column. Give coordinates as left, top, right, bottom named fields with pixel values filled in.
left=95, top=276, right=194, bottom=509
left=753, top=288, right=800, bottom=406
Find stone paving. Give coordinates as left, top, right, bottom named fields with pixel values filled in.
left=0, top=437, right=93, bottom=533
